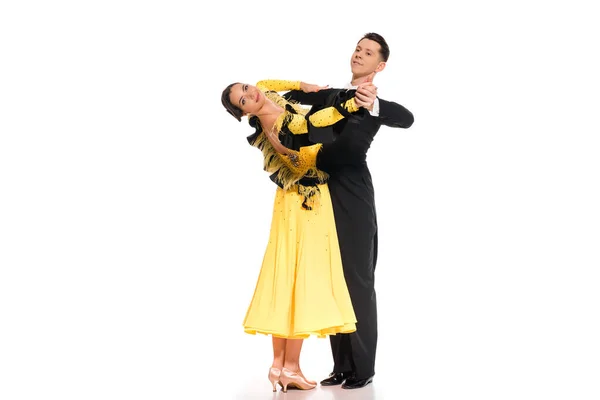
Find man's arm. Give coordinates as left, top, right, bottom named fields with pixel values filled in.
left=378, top=98, right=414, bottom=128
left=283, top=88, right=339, bottom=105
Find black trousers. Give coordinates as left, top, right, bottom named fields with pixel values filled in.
left=327, top=170, right=378, bottom=380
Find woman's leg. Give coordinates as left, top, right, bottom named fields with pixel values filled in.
left=283, top=339, right=316, bottom=384
left=283, top=338, right=303, bottom=371
left=268, top=337, right=287, bottom=391
left=272, top=337, right=286, bottom=369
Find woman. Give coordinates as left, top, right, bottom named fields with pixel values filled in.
left=221, top=80, right=366, bottom=392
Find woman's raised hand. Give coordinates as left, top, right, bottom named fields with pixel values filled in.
left=300, top=82, right=329, bottom=93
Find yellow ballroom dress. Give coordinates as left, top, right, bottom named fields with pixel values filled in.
left=243, top=80, right=357, bottom=339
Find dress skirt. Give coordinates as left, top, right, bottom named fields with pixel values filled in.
left=243, top=183, right=357, bottom=339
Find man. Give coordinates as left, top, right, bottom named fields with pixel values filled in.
left=284, top=32, right=414, bottom=389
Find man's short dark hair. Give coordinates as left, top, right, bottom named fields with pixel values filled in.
left=360, top=32, right=390, bottom=62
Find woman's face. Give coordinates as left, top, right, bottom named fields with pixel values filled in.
left=229, top=83, right=265, bottom=116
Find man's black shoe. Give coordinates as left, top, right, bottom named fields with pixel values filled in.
left=341, top=375, right=374, bottom=389
left=320, top=371, right=352, bottom=386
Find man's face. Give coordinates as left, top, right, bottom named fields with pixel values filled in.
left=350, top=38, right=384, bottom=77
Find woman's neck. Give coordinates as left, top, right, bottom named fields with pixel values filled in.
left=257, top=99, right=284, bottom=132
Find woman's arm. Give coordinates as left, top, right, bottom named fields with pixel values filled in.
left=256, top=80, right=328, bottom=93
left=265, top=126, right=322, bottom=178
left=256, top=80, right=301, bottom=92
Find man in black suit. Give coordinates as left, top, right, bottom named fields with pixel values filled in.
left=283, top=32, right=414, bottom=389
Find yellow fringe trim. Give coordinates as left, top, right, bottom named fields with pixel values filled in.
left=251, top=133, right=328, bottom=191
left=264, top=90, right=308, bottom=117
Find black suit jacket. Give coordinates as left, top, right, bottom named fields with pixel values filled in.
left=283, top=88, right=414, bottom=172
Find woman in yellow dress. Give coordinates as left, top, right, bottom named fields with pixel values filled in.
left=221, top=80, right=366, bottom=392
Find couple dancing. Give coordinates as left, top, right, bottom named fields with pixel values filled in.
left=220, top=33, right=414, bottom=392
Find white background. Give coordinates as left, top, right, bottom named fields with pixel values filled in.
left=1, top=1, right=599, bottom=399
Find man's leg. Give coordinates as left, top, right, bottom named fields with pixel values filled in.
left=321, top=333, right=354, bottom=386
left=330, top=333, right=353, bottom=373
left=332, top=199, right=378, bottom=379
left=343, top=230, right=378, bottom=381
left=324, top=176, right=377, bottom=385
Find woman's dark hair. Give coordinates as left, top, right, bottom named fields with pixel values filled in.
left=221, top=82, right=243, bottom=122
left=360, top=32, right=390, bottom=62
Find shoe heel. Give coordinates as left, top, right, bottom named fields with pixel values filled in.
left=268, top=367, right=281, bottom=392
